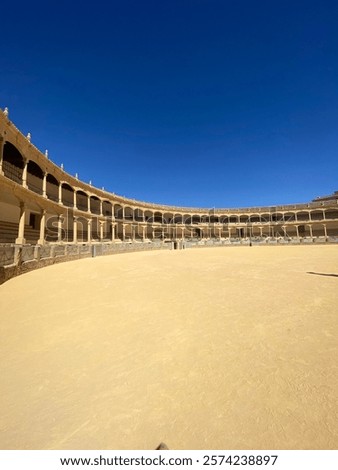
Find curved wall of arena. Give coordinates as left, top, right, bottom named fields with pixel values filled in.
left=1, top=108, right=338, bottom=256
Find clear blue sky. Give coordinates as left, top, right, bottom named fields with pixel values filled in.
left=1, top=0, right=338, bottom=208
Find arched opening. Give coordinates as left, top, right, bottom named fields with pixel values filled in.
left=144, top=210, right=153, bottom=222
left=90, top=196, right=100, bottom=215
left=46, top=174, right=59, bottom=202
left=260, top=213, right=270, bottom=223
left=325, top=210, right=338, bottom=220
left=272, top=212, right=284, bottom=222
left=192, top=215, right=201, bottom=224
left=163, top=212, right=174, bottom=224
left=297, top=211, right=310, bottom=222
left=76, top=217, right=88, bottom=242
left=124, top=207, right=134, bottom=221
left=76, top=191, right=89, bottom=212
left=134, top=208, right=144, bottom=222
left=239, top=215, right=249, bottom=223
left=249, top=214, right=260, bottom=223
left=219, top=215, right=229, bottom=224
left=2, top=142, right=24, bottom=184
left=229, top=215, right=238, bottom=223
left=154, top=211, right=163, bottom=223
left=173, top=214, right=183, bottom=224
left=27, top=161, right=44, bottom=195
left=62, top=183, right=74, bottom=207
left=102, top=200, right=112, bottom=217
left=311, top=210, right=324, bottom=221
left=284, top=212, right=296, bottom=222
left=114, top=204, right=123, bottom=220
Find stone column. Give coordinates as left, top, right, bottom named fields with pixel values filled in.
left=111, top=222, right=116, bottom=242
left=73, top=191, right=77, bottom=209
left=295, top=225, right=299, bottom=240
left=122, top=224, right=126, bottom=241
left=99, top=200, right=103, bottom=217
left=16, top=202, right=26, bottom=244
left=308, top=224, right=313, bottom=239
left=87, top=219, right=92, bottom=243
left=132, top=225, right=136, bottom=241
left=58, top=183, right=63, bottom=204
left=88, top=196, right=91, bottom=213
left=99, top=220, right=104, bottom=241
left=323, top=224, right=327, bottom=239
left=73, top=216, right=78, bottom=243
left=38, top=209, right=46, bottom=245
left=0, top=136, right=4, bottom=175
left=142, top=225, right=146, bottom=241
left=22, top=160, right=28, bottom=188
left=42, top=173, right=47, bottom=198
left=57, top=215, right=64, bottom=242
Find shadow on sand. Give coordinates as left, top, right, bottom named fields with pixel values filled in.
left=307, top=272, right=338, bottom=278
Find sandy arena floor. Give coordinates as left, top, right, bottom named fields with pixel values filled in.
left=0, top=245, right=337, bottom=450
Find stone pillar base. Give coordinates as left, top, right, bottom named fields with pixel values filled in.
left=15, top=237, right=26, bottom=245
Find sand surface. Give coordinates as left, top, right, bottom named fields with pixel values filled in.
left=0, top=245, right=337, bottom=450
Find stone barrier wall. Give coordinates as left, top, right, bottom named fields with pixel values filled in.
left=0, top=242, right=172, bottom=285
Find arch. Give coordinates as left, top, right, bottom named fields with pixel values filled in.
left=76, top=190, right=89, bottom=212
left=90, top=195, right=100, bottom=215
left=229, top=215, right=239, bottom=223
left=284, top=212, right=296, bottom=222
left=144, top=210, right=153, bottom=222
left=27, top=160, right=44, bottom=195
left=62, top=183, right=74, bottom=207
left=46, top=174, right=59, bottom=202
left=260, top=213, right=270, bottom=223
left=183, top=213, right=192, bottom=224
left=272, top=212, right=284, bottom=222
left=310, top=210, right=324, bottom=221
left=248, top=214, right=260, bottom=223
left=210, top=215, right=219, bottom=223
left=173, top=213, right=183, bottom=224
left=2, top=142, right=25, bottom=184
left=219, top=214, right=229, bottom=224
left=191, top=214, right=201, bottom=224
left=239, top=215, right=249, bottom=223
left=325, top=210, right=338, bottom=220
left=154, top=211, right=163, bottom=223
left=102, top=200, right=112, bottom=217
left=114, top=204, right=123, bottom=220
left=296, top=211, right=310, bottom=222
left=163, top=212, right=174, bottom=224
left=124, top=206, right=134, bottom=220
left=134, top=208, right=144, bottom=222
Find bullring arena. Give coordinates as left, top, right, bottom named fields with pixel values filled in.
left=0, top=108, right=338, bottom=450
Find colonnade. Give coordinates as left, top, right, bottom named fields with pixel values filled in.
left=1, top=110, right=338, bottom=246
